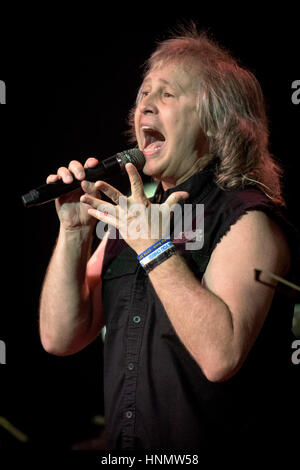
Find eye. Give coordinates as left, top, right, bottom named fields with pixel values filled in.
left=163, top=92, right=174, bottom=98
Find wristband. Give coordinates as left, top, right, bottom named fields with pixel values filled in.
left=142, top=246, right=177, bottom=274
left=137, top=238, right=172, bottom=262
left=139, top=241, right=174, bottom=267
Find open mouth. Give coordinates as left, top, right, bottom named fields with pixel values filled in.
left=141, top=126, right=166, bottom=154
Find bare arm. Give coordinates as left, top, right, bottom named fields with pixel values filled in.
left=147, top=211, right=291, bottom=382
left=40, top=226, right=107, bottom=356
left=39, top=157, right=107, bottom=356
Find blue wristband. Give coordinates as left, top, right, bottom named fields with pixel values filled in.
left=142, top=245, right=177, bottom=274
left=137, top=238, right=172, bottom=261
left=139, top=241, right=174, bottom=266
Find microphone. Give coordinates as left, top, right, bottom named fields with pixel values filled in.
left=21, top=148, right=145, bottom=208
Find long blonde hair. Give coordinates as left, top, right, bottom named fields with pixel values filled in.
left=127, top=24, right=285, bottom=205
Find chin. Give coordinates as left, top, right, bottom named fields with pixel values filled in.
left=142, top=161, right=164, bottom=180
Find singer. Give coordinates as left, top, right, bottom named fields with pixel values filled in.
left=39, top=25, right=298, bottom=453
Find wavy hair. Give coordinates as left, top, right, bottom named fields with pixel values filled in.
left=127, top=24, right=285, bottom=205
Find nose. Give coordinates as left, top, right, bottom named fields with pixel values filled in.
left=139, top=93, right=159, bottom=115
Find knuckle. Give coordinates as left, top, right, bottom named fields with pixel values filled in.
left=82, top=181, right=94, bottom=193
left=46, top=174, right=56, bottom=183
left=68, top=159, right=79, bottom=167
left=69, top=160, right=82, bottom=172
left=57, top=166, right=68, bottom=175
left=84, top=157, right=99, bottom=167
left=69, top=160, right=85, bottom=178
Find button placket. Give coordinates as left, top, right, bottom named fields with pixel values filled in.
left=121, top=269, right=147, bottom=449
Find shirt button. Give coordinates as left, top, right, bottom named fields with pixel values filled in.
left=133, top=315, right=141, bottom=324
left=125, top=411, right=133, bottom=419
left=128, top=362, right=134, bottom=371
left=106, top=268, right=112, bottom=274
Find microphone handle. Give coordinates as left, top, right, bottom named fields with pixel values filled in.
left=22, top=154, right=122, bottom=208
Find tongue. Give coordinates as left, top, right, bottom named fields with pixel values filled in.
left=145, top=140, right=165, bottom=150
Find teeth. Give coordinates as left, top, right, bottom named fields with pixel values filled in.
left=143, top=143, right=165, bottom=153
left=141, top=126, right=153, bottom=130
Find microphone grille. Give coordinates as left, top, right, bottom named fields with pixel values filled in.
left=118, top=148, right=145, bottom=170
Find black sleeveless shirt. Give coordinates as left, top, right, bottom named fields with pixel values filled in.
left=100, top=164, right=297, bottom=452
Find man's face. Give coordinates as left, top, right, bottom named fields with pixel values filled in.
left=134, top=63, right=208, bottom=188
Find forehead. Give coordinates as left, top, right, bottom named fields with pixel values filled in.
left=143, top=63, right=198, bottom=92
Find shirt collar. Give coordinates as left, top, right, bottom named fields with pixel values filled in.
left=152, top=161, right=216, bottom=204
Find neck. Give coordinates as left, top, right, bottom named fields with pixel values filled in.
left=161, top=154, right=212, bottom=191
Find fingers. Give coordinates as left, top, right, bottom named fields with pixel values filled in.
left=80, top=194, right=116, bottom=216
left=81, top=180, right=97, bottom=195
left=46, top=174, right=61, bottom=184
left=46, top=163, right=81, bottom=184
left=57, top=166, right=75, bottom=183
left=80, top=194, right=118, bottom=227
left=47, top=168, right=73, bottom=184
left=46, top=158, right=99, bottom=185
left=125, top=163, right=148, bottom=205
left=94, top=181, right=124, bottom=205
left=84, top=157, right=99, bottom=168
left=85, top=208, right=116, bottom=226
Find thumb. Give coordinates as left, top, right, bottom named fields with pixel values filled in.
left=164, top=191, right=190, bottom=208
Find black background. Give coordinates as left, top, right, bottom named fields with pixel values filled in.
left=0, top=6, right=299, bottom=463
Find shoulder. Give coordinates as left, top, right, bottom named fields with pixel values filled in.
left=211, top=209, right=291, bottom=275
left=202, top=183, right=296, bottom=259
left=206, top=184, right=276, bottom=213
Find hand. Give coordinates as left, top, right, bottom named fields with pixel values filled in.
left=80, top=163, right=189, bottom=254
left=46, top=158, right=101, bottom=230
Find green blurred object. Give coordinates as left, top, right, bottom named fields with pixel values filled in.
left=292, top=304, right=300, bottom=338
left=144, top=181, right=158, bottom=199
left=0, top=417, right=29, bottom=443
